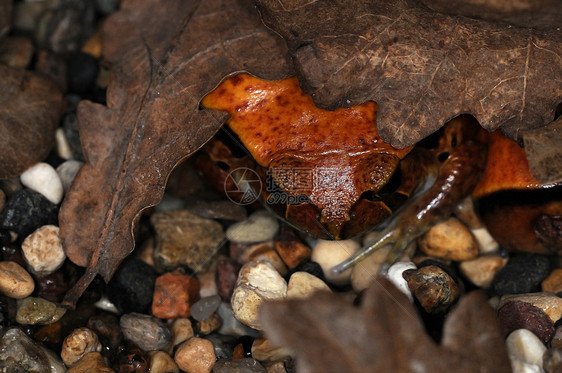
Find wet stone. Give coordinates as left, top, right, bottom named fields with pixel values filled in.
left=506, top=329, right=547, bottom=372
left=542, top=268, right=562, bottom=294
left=62, top=113, right=85, bottom=161
left=36, top=271, right=68, bottom=303
left=226, top=210, right=279, bottom=244
left=60, top=327, right=102, bottom=366
left=498, top=300, right=555, bottom=344
left=311, top=239, right=359, bottom=286
left=213, top=358, right=266, bottom=373
left=418, top=217, right=479, bottom=261
left=22, top=225, right=66, bottom=276
left=151, top=210, right=225, bottom=273
left=106, top=258, right=157, bottom=313
left=171, top=318, right=194, bottom=347
left=205, top=333, right=237, bottom=361
left=20, top=162, right=64, bottom=205
left=56, top=160, right=83, bottom=193
left=217, top=256, right=241, bottom=301
left=274, top=232, right=312, bottom=269
left=66, top=352, right=114, bottom=373
left=492, top=254, right=551, bottom=296
left=386, top=261, right=417, bottom=301
left=16, top=296, right=66, bottom=325
left=404, top=265, right=460, bottom=313
left=191, top=295, right=222, bottom=322
left=459, top=254, right=508, bottom=288
left=152, top=271, right=200, bottom=319
left=175, top=337, right=216, bottom=373
left=115, top=343, right=151, bottom=373
left=0, top=261, right=35, bottom=298
left=149, top=350, right=179, bottom=373
left=0, top=327, right=66, bottom=372
left=0, top=189, right=58, bottom=237
left=120, top=313, right=173, bottom=352
left=286, top=271, right=330, bottom=299
left=499, top=292, right=562, bottom=323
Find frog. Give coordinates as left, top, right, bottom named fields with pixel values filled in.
left=200, top=73, right=560, bottom=273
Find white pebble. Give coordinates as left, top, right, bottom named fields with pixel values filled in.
left=506, top=329, right=547, bottom=370
left=510, top=359, right=542, bottom=373
left=287, top=272, right=330, bottom=299
left=55, top=128, right=73, bottom=160
left=311, top=239, right=359, bottom=286
left=385, top=261, right=416, bottom=301
left=56, top=160, right=82, bottom=193
left=471, top=227, right=499, bottom=254
left=21, top=225, right=66, bottom=275
left=226, top=210, right=279, bottom=244
left=20, top=162, right=64, bottom=204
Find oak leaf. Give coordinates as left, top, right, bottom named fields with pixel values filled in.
left=260, top=278, right=511, bottom=373
left=255, top=0, right=562, bottom=149
left=59, top=0, right=292, bottom=307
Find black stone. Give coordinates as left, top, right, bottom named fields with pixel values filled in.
left=492, top=254, right=551, bottom=295
left=0, top=189, right=58, bottom=237
left=66, top=51, right=99, bottom=95
left=62, top=113, right=85, bottom=162
left=106, top=259, right=157, bottom=314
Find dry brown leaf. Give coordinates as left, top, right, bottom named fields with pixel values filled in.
left=59, top=0, right=292, bottom=307
left=522, top=116, right=562, bottom=184
left=260, top=278, right=511, bottom=373
left=0, top=65, right=63, bottom=179
left=255, top=0, right=562, bottom=148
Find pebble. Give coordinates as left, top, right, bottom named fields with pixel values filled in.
left=506, top=329, right=547, bottom=371
left=66, top=352, right=114, bottom=372
left=151, top=210, right=225, bottom=273
left=385, top=261, right=417, bottom=301
left=87, top=313, right=123, bottom=349
left=21, top=225, right=66, bottom=275
left=191, top=295, right=222, bottom=322
left=62, top=113, right=85, bottom=161
left=217, top=256, right=241, bottom=301
left=286, top=271, right=331, bottom=299
left=115, top=343, right=150, bottom=372
left=171, top=318, right=195, bottom=347
left=542, top=268, right=562, bottom=294
left=106, top=258, right=157, bottom=313
left=0, top=261, right=35, bottom=298
left=274, top=233, right=312, bottom=269
left=16, top=296, right=66, bottom=325
left=56, top=160, right=83, bottom=192
left=459, top=255, right=508, bottom=288
left=93, top=294, right=120, bottom=314
left=60, top=327, right=102, bottom=366
left=196, top=313, right=222, bottom=335
left=403, top=265, right=460, bottom=313
left=239, top=241, right=288, bottom=276
left=251, top=334, right=292, bottom=363
left=226, top=210, right=279, bottom=244
left=36, top=271, right=68, bottom=302
left=174, top=337, right=216, bottom=373
left=149, top=350, right=180, bottom=373
left=198, top=265, right=219, bottom=298
left=55, top=128, right=73, bottom=160
left=152, top=271, right=200, bottom=319
left=471, top=227, right=500, bottom=254
left=417, top=217, right=479, bottom=261
left=231, top=261, right=287, bottom=330
left=498, top=300, right=555, bottom=344
left=213, top=358, right=266, bottom=373
left=311, top=239, right=359, bottom=286
left=350, top=245, right=392, bottom=292
left=205, top=333, right=238, bottom=360
left=20, top=162, right=64, bottom=205
left=0, top=188, right=58, bottom=237
left=0, top=327, right=66, bottom=373
left=217, top=302, right=260, bottom=338
left=120, top=313, right=173, bottom=352
left=492, top=254, right=551, bottom=295
left=499, top=292, right=562, bottom=323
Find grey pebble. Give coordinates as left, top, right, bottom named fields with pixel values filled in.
left=120, top=313, right=172, bottom=352
left=191, top=295, right=222, bottom=322
left=56, top=159, right=83, bottom=193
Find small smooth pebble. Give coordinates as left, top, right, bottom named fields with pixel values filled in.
left=403, top=265, right=460, bottom=313
left=542, top=268, right=562, bottom=294
left=196, top=313, right=222, bottom=335
left=16, top=296, right=66, bottom=325
left=231, top=261, right=287, bottom=330
left=506, top=329, right=547, bottom=370
left=213, top=358, right=266, bottom=373
left=492, top=254, right=551, bottom=295
left=93, top=295, right=120, bottom=313
left=21, top=225, right=65, bottom=275
left=471, top=227, right=499, bottom=254
left=226, top=210, right=279, bottom=244
left=55, top=128, right=73, bottom=159
left=66, top=352, right=114, bottom=372
left=149, top=350, right=179, bottom=373
left=498, top=301, right=555, bottom=344
left=60, top=327, right=102, bottom=366
left=152, top=271, right=200, bottom=319
left=274, top=239, right=311, bottom=269
left=87, top=313, right=123, bottom=349
left=120, top=313, right=173, bottom=352
left=251, top=334, right=292, bottom=363
left=385, top=261, right=417, bottom=301
left=459, top=255, right=508, bottom=288
left=171, top=318, right=194, bottom=347
left=191, top=295, right=221, bottom=322
left=0, top=261, right=35, bottom=298
left=205, top=334, right=238, bottom=361
left=20, top=162, right=63, bottom=204
left=350, top=245, right=392, bottom=292
left=499, top=292, right=562, bottom=323
left=418, top=217, right=479, bottom=261
left=175, top=337, right=216, bottom=373
left=56, top=160, right=83, bottom=192
left=239, top=241, right=288, bottom=276
left=36, top=271, right=67, bottom=302
left=217, top=302, right=260, bottom=337
left=311, top=239, right=359, bottom=286
left=0, top=189, right=58, bottom=237
left=286, top=271, right=330, bottom=299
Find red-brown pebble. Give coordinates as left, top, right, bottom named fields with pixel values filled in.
left=497, top=300, right=555, bottom=344
left=216, top=256, right=240, bottom=301
left=274, top=240, right=311, bottom=269
left=152, top=271, right=200, bottom=319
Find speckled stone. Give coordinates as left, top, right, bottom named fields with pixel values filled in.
left=0, top=261, right=35, bottom=298
left=217, top=302, right=259, bottom=338
left=16, top=296, right=66, bottom=325
left=403, top=265, right=460, bottom=313
left=506, top=329, right=547, bottom=372
left=213, top=358, right=266, bottom=373
left=459, top=255, right=508, bottom=288
left=20, top=162, right=64, bottom=204
left=0, top=189, right=58, bottom=237
left=60, top=327, right=102, bottom=366
left=542, top=268, right=562, bottom=294
left=492, top=254, right=551, bottom=296
left=151, top=210, right=225, bottom=273
left=196, top=313, right=222, bottom=335
left=418, top=217, right=479, bottom=261
left=106, top=258, right=157, bottom=314
left=149, top=350, right=179, bottom=373
left=0, top=327, right=66, bottom=372
left=226, top=210, right=279, bottom=244
left=499, top=292, right=562, bottom=323
left=191, top=295, right=221, bottom=322
left=498, top=300, right=555, bottom=344
left=66, top=352, right=114, bottom=372
left=174, top=337, right=216, bottom=373
left=286, top=271, right=330, bottom=299
left=152, top=271, right=200, bottom=319
left=171, top=318, right=194, bottom=347
left=21, top=225, right=66, bottom=275
left=311, top=239, right=359, bottom=286
left=120, top=313, right=173, bottom=352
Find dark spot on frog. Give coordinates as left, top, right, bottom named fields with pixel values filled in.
left=245, top=86, right=254, bottom=92
left=255, top=132, right=262, bottom=138
left=230, top=75, right=243, bottom=86
left=235, top=101, right=249, bottom=112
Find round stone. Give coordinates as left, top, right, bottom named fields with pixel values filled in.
left=506, top=329, right=547, bottom=370
left=459, top=255, right=508, bottom=288
left=498, top=300, right=554, bottom=344
left=418, top=217, right=479, bottom=261
left=120, top=313, right=172, bottom=352
left=226, top=210, right=279, bottom=244
left=21, top=225, right=65, bottom=275
left=0, top=261, right=35, bottom=298
left=175, top=337, right=216, bottom=373
left=16, top=296, right=66, bottom=325
left=20, top=162, right=63, bottom=204
left=492, top=254, right=551, bottom=295
left=499, top=292, right=562, bottom=323
left=0, top=189, right=58, bottom=237
left=149, top=351, right=179, bottom=373
left=311, top=239, right=359, bottom=286
left=56, top=160, right=83, bottom=193
left=190, top=295, right=221, bottom=322
left=60, top=327, right=102, bottom=367
left=287, top=271, right=330, bottom=299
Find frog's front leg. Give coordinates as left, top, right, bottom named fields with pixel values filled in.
left=332, top=120, right=488, bottom=274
